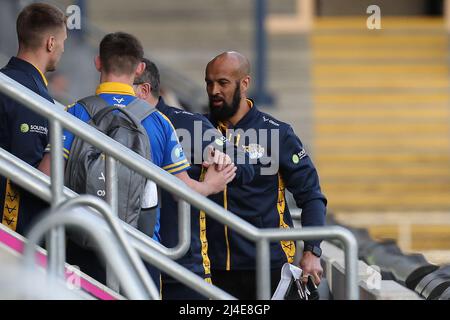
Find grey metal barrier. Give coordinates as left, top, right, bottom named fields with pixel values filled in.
left=0, top=147, right=189, bottom=261
left=0, top=148, right=235, bottom=300
left=0, top=72, right=359, bottom=299
left=0, top=146, right=359, bottom=299
left=23, top=208, right=150, bottom=300
left=56, top=195, right=160, bottom=299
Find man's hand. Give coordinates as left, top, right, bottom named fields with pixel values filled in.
left=203, top=146, right=232, bottom=171
left=203, top=161, right=237, bottom=194
left=299, top=251, right=323, bottom=286
left=37, top=153, right=52, bottom=176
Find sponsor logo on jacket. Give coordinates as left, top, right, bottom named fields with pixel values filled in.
left=20, top=123, right=48, bottom=135
left=242, top=143, right=265, bottom=160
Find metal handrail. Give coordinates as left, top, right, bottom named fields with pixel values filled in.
left=0, top=149, right=235, bottom=300
left=1, top=146, right=359, bottom=300
left=256, top=227, right=359, bottom=299
left=56, top=195, right=160, bottom=299
left=0, top=148, right=186, bottom=259
left=0, top=72, right=359, bottom=299
left=23, top=209, right=149, bottom=300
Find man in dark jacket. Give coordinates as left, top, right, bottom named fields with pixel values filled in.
left=133, top=58, right=254, bottom=299
left=204, top=51, right=327, bottom=299
left=0, top=3, right=67, bottom=235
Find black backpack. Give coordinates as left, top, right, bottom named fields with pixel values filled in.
left=65, top=96, right=158, bottom=248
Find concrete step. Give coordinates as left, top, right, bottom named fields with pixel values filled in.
left=315, top=107, right=450, bottom=119
left=319, top=165, right=450, bottom=179
left=316, top=138, right=449, bottom=153
left=316, top=153, right=450, bottom=164
left=312, top=34, right=448, bottom=47
left=88, top=0, right=253, bottom=21
left=88, top=20, right=253, bottom=51
left=314, top=93, right=448, bottom=105
left=323, top=180, right=450, bottom=191
left=313, top=48, right=448, bottom=59
left=314, top=80, right=449, bottom=89
left=316, top=146, right=450, bottom=155
left=315, top=114, right=448, bottom=125
left=411, top=226, right=450, bottom=250
left=316, top=123, right=449, bottom=135
left=86, top=0, right=316, bottom=147
left=333, top=212, right=450, bottom=262
left=313, top=64, right=448, bottom=75
left=314, top=17, right=445, bottom=30
left=368, top=225, right=450, bottom=251
left=323, top=194, right=450, bottom=211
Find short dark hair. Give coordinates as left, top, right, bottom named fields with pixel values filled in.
left=99, top=32, right=144, bottom=76
left=134, top=58, right=160, bottom=99
left=16, top=3, right=66, bottom=49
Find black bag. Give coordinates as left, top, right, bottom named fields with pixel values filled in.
left=284, top=275, right=319, bottom=300
left=272, top=263, right=320, bottom=300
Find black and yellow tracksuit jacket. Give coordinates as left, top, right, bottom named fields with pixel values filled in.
left=206, top=99, right=327, bottom=271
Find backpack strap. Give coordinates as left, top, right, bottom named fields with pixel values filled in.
left=126, top=99, right=158, bottom=195
left=126, top=98, right=157, bottom=123
left=126, top=98, right=156, bottom=162
left=77, top=95, right=110, bottom=119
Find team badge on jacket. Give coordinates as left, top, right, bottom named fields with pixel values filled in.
left=242, top=143, right=265, bottom=160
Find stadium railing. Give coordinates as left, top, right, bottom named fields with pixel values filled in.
left=0, top=72, right=359, bottom=300
left=23, top=201, right=156, bottom=300
left=0, top=132, right=233, bottom=300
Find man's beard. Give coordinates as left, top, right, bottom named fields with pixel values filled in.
left=209, top=84, right=241, bottom=122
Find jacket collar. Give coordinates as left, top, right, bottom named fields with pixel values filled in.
left=233, top=98, right=257, bottom=128
left=6, top=57, right=48, bottom=87
left=217, top=98, right=258, bottom=130
left=95, top=82, right=135, bottom=96
left=155, top=96, right=169, bottom=113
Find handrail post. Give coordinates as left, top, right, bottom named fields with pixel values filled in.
left=23, top=210, right=149, bottom=300
left=178, top=199, right=191, bottom=256
left=445, top=0, right=450, bottom=32
left=57, top=196, right=159, bottom=299
left=257, top=227, right=359, bottom=300
left=338, top=229, right=360, bottom=300
left=48, top=119, right=65, bottom=279
left=1, top=145, right=360, bottom=299
left=131, top=238, right=236, bottom=300
left=254, top=0, right=274, bottom=106
left=256, top=239, right=271, bottom=300
left=105, top=156, right=118, bottom=216
left=105, top=155, right=120, bottom=291
left=0, top=73, right=360, bottom=300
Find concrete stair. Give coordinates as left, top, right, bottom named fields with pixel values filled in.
left=334, top=212, right=450, bottom=262
left=73, top=4, right=450, bottom=209
left=86, top=0, right=313, bottom=143
left=311, top=17, right=450, bottom=212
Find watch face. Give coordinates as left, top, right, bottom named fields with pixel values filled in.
left=306, top=246, right=321, bottom=257
left=313, top=247, right=322, bottom=257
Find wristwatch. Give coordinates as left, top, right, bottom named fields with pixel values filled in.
left=304, top=244, right=322, bottom=258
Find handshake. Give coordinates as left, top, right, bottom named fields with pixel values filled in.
left=201, top=146, right=237, bottom=194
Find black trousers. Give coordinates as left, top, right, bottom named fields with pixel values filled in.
left=66, top=238, right=161, bottom=293
left=211, top=268, right=282, bottom=300
left=161, top=275, right=209, bottom=300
